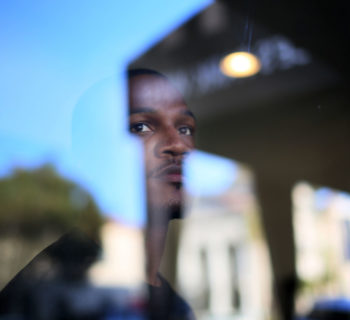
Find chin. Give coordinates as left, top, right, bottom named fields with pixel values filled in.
left=147, top=182, right=184, bottom=221
left=169, top=204, right=183, bottom=220
left=167, top=189, right=184, bottom=219
left=156, top=197, right=183, bottom=220
left=147, top=197, right=184, bottom=223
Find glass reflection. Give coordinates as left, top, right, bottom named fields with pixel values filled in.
left=160, top=151, right=274, bottom=320
left=0, top=76, right=147, bottom=318
left=0, top=66, right=275, bottom=320
left=128, top=69, right=197, bottom=320
left=293, top=183, right=350, bottom=319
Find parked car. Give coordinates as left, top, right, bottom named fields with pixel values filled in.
left=297, top=298, right=350, bottom=320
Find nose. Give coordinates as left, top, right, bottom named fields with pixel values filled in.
left=158, top=128, right=191, bottom=159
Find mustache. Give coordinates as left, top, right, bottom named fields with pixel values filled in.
left=147, top=160, right=183, bottom=179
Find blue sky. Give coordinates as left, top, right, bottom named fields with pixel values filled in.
left=0, top=0, right=212, bottom=226
left=0, top=0, right=211, bottom=148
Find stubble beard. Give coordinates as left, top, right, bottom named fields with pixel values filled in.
left=146, top=181, right=184, bottom=227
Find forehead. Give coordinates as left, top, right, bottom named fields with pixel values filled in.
left=128, top=74, right=187, bottom=111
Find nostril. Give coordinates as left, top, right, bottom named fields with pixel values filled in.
left=163, top=150, right=176, bottom=156
left=162, top=150, right=190, bottom=158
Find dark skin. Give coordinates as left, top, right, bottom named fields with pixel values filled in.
left=128, top=73, right=196, bottom=286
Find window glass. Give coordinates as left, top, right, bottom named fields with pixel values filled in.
left=293, top=183, right=350, bottom=317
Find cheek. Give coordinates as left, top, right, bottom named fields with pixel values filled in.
left=142, top=139, right=158, bottom=170
left=185, top=136, right=195, bottom=150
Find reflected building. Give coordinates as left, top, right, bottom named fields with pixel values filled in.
left=293, top=183, right=350, bottom=315
left=89, top=220, right=145, bottom=288
left=161, top=154, right=274, bottom=320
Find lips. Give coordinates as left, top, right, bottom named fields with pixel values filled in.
left=155, top=165, right=182, bottom=183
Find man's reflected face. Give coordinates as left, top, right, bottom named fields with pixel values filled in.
left=129, top=74, right=195, bottom=219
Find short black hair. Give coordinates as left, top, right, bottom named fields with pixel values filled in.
left=127, top=68, right=167, bottom=79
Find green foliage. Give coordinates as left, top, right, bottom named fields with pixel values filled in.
left=0, top=164, right=104, bottom=238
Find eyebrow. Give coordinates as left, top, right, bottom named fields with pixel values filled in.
left=182, top=110, right=196, bottom=120
left=129, top=107, right=196, bottom=120
left=129, top=107, right=156, bottom=115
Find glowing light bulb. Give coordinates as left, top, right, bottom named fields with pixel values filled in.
left=220, top=51, right=261, bottom=78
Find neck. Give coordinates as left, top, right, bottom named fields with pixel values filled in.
left=145, top=208, right=169, bottom=287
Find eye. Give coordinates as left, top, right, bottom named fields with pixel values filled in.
left=178, top=126, right=193, bottom=136
left=130, top=122, right=152, bottom=134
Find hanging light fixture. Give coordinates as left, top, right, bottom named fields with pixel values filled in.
left=220, top=51, right=261, bottom=78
